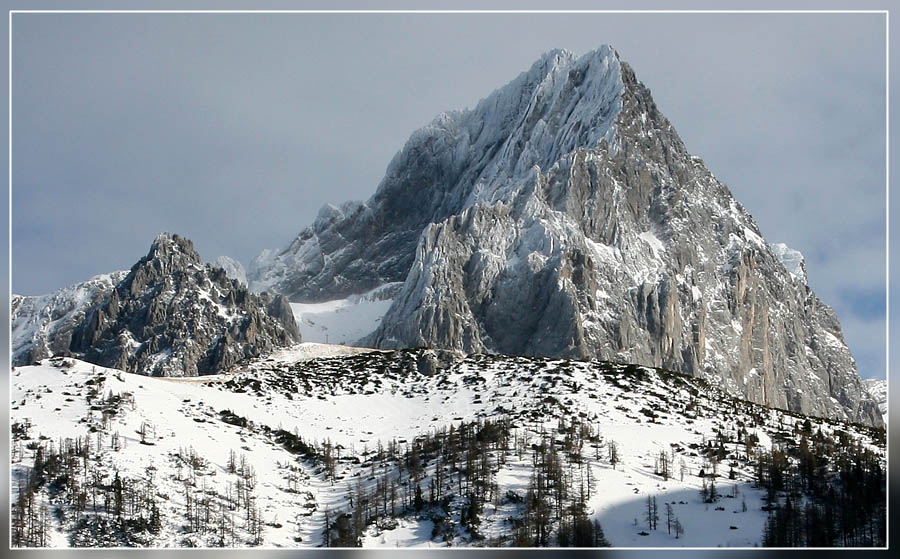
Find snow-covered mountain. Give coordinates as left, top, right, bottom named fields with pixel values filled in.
left=248, top=46, right=880, bottom=427
left=12, top=233, right=300, bottom=376
left=11, top=348, right=885, bottom=548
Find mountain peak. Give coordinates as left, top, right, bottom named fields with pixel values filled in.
left=248, top=46, right=879, bottom=426
left=530, top=44, right=617, bottom=75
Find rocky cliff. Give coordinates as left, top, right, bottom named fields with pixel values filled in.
left=13, top=233, right=300, bottom=376
left=864, top=379, right=887, bottom=425
left=248, top=46, right=881, bottom=426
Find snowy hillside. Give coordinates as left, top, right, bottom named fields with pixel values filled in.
left=11, top=346, right=885, bottom=548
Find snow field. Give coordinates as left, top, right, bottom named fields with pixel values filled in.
left=289, top=284, right=401, bottom=345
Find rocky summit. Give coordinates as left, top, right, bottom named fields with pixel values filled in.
left=12, top=233, right=300, bottom=376
left=249, top=46, right=881, bottom=426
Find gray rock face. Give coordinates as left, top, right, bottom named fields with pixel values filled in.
left=864, top=379, right=887, bottom=425
left=13, top=233, right=300, bottom=376
left=249, top=46, right=881, bottom=426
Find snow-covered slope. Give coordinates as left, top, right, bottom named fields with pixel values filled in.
left=289, top=283, right=401, bottom=345
left=11, top=349, right=885, bottom=548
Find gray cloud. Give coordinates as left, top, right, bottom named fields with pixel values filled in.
left=11, top=12, right=887, bottom=378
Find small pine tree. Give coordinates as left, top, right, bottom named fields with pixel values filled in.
left=608, top=441, right=619, bottom=470
left=645, top=495, right=659, bottom=530
left=593, top=518, right=611, bottom=546
left=149, top=499, right=162, bottom=535
left=708, top=476, right=719, bottom=503
left=413, top=484, right=424, bottom=513
left=321, top=507, right=331, bottom=547
left=652, top=495, right=659, bottom=530
left=658, top=451, right=669, bottom=480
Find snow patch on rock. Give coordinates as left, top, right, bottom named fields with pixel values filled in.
left=770, top=242, right=807, bottom=283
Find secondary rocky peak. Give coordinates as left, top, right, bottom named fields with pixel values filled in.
left=126, top=232, right=205, bottom=297
left=13, top=233, right=300, bottom=377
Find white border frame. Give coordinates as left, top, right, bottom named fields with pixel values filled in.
left=6, top=8, right=890, bottom=552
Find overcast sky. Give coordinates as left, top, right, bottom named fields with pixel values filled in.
left=10, top=12, right=886, bottom=378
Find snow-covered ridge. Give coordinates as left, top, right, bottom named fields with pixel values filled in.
left=267, top=341, right=384, bottom=362
left=395, top=45, right=624, bottom=207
